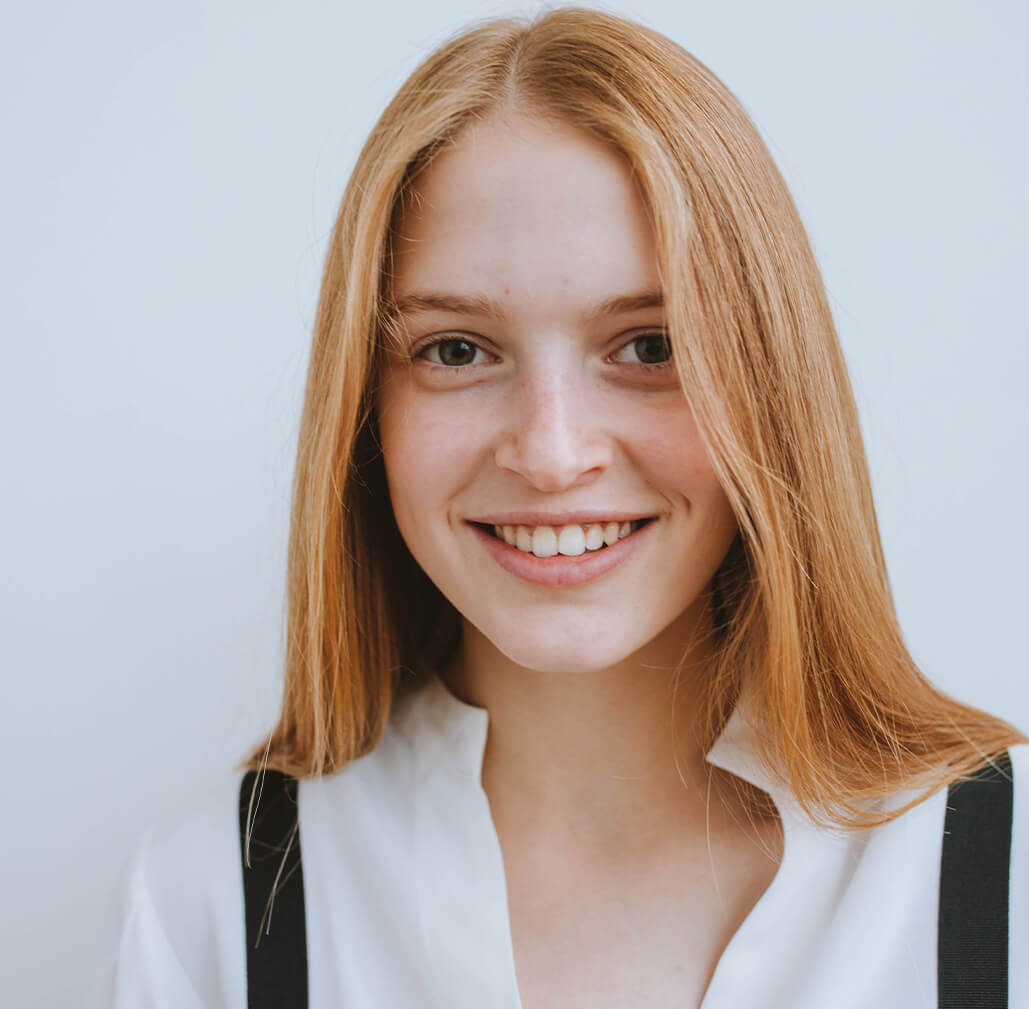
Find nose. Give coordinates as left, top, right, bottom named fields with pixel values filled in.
left=493, top=365, right=613, bottom=492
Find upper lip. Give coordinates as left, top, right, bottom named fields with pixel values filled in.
left=467, top=510, right=657, bottom=527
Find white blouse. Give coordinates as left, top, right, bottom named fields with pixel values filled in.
left=98, top=674, right=1029, bottom=1008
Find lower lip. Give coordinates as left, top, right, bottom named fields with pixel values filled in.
left=468, top=522, right=655, bottom=588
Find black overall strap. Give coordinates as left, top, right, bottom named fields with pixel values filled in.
left=238, top=769, right=309, bottom=1009
left=938, top=750, right=1014, bottom=1008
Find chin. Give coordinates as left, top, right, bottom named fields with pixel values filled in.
left=478, top=620, right=656, bottom=675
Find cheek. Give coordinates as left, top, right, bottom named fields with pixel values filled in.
left=627, top=399, right=738, bottom=565
left=376, top=380, right=480, bottom=531
left=628, top=399, right=724, bottom=499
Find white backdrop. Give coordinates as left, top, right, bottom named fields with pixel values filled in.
left=2, top=1, right=1026, bottom=1005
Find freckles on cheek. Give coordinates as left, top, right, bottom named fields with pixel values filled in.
left=630, top=404, right=721, bottom=493
left=380, top=402, right=482, bottom=519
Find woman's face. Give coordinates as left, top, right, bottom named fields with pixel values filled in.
left=376, top=111, right=739, bottom=674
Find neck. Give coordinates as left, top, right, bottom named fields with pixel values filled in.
left=442, top=605, right=729, bottom=851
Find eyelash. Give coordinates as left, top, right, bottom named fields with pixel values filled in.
left=411, top=330, right=674, bottom=371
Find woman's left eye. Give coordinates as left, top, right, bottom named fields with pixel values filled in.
left=416, top=337, right=489, bottom=367
left=610, top=331, right=673, bottom=367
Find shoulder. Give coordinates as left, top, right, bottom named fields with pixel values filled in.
left=137, top=773, right=249, bottom=972
left=140, top=771, right=246, bottom=882
left=882, top=742, right=1029, bottom=844
left=791, top=743, right=1029, bottom=908
left=137, top=711, right=418, bottom=883
left=135, top=732, right=413, bottom=922
left=104, top=771, right=248, bottom=1008
left=103, top=705, right=425, bottom=1009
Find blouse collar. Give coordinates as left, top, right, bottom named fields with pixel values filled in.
left=397, top=672, right=790, bottom=803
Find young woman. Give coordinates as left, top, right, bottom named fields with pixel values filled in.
left=105, top=7, right=1027, bottom=1008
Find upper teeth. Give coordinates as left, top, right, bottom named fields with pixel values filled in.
left=492, top=522, right=635, bottom=557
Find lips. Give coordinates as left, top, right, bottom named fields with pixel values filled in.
left=467, top=516, right=656, bottom=588
left=473, top=518, right=653, bottom=557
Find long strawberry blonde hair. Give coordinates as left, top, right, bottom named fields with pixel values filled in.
left=246, top=6, right=1023, bottom=827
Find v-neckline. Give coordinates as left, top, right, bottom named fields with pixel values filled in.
left=406, top=675, right=831, bottom=1009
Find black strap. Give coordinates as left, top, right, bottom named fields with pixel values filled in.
left=938, top=750, right=1014, bottom=1008
left=233, top=754, right=1014, bottom=1008
left=238, top=769, right=309, bottom=1009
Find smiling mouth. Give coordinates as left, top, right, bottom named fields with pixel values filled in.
left=470, top=518, right=656, bottom=558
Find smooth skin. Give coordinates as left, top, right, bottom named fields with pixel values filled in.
left=377, top=109, right=783, bottom=1009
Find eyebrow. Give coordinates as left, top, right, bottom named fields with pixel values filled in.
left=385, top=290, right=664, bottom=323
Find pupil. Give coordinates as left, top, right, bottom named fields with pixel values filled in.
left=636, top=333, right=671, bottom=364
left=439, top=339, right=476, bottom=366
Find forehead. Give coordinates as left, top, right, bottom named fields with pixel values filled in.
left=389, top=113, right=661, bottom=318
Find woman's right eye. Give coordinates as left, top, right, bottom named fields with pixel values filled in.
left=416, top=337, right=489, bottom=367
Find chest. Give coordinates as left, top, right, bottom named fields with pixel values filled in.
left=500, top=819, right=784, bottom=1009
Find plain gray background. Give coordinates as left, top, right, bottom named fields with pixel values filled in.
left=2, top=1, right=1026, bottom=1004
